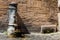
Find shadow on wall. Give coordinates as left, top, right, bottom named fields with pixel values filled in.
left=16, top=13, right=30, bottom=34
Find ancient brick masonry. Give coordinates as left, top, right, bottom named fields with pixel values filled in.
left=0, top=0, right=58, bottom=32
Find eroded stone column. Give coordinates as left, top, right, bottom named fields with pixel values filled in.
left=58, top=13, right=60, bottom=31
left=58, top=0, right=60, bottom=31
left=7, top=2, right=17, bottom=37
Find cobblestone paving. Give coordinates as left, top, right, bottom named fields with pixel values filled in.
left=1, top=32, right=60, bottom=40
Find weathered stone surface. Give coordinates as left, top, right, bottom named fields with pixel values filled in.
left=0, top=32, right=60, bottom=40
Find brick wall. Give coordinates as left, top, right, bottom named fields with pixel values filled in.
left=0, top=0, right=58, bottom=32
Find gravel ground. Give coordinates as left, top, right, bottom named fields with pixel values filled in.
left=0, top=32, right=60, bottom=40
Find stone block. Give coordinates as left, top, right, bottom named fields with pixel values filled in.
left=41, top=25, right=57, bottom=33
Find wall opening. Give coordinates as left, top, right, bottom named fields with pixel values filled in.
left=41, top=25, right=57, bottom=33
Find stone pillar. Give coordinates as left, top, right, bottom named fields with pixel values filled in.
left=7, top=2, right=17, bottom=37
left=58, top=0, right=60, bottom=7
left=58, top=0, right=60, bottom=31
left=58, top=13, right=60, bottom=31
left=8, top=2, right=17, bottom=26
